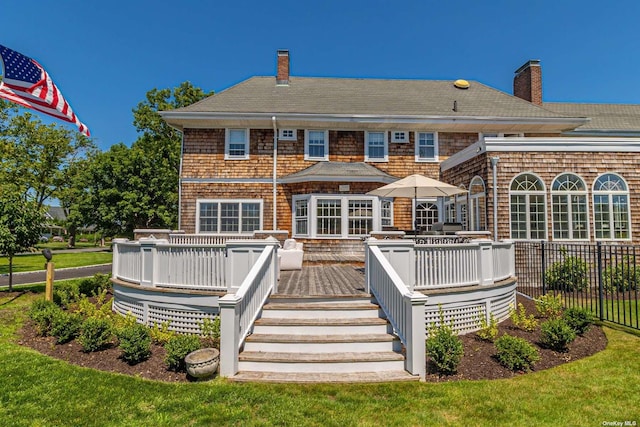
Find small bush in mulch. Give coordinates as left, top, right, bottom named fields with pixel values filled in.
left=534, top=293, right=564, bottom=319
left=540, top=318, right=576, bottom=352
left=28, top=299, right=60, bottom=336
left=50, top=310, right=83, bottom=344
left=509, top=303, right=538, bottom=332
left=426, top=314, right=464, bottom=376
left=494, top=334, right=540, bottom=372
left=562, top=306, right=594, bottom=335
left=164, top=334, right=201, bottom=372
left=475, top=313, right=499, bottom=343
left=116, top=323, right=152, bottom=364
left=79, top=317, right=113, bottom=352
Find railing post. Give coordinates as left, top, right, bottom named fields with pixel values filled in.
left=476, top=239, right=494, bottom=286
left=111, top=238, right=128, bottom=278
left=405, top=292, right=428, bottom=380
left=219, top=294, right=241, bottom=377
left=226, top=237, right=279, bottom=293
left=366, top=238, right=415, bottom=290
left=139, top=237, right=166, bottom=287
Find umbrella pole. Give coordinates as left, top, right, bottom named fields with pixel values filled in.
left=414, top=187, right=418, bottom=231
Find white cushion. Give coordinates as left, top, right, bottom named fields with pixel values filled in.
left=283, top=239, right=297, bottom=250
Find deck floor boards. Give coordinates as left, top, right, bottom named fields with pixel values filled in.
left=277, top=264, right=367, bottom=296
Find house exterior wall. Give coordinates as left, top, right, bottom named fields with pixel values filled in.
left=444, top=150, right=640, bottom=243
left=180, top=128, right=480, bottom=234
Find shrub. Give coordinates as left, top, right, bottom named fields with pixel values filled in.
left=603, top=258, right=640, bottom=293
left=50, top=310, right=83, bottom=344
left=562, top=306, right=594, bottom=335
left=79, top=317, right=113, bottom=352
left=200, top=317, right=221, bottom=348
left=116, top=323, right=152, bottom=364
left=78, top=273, right=112, bottom=297
left=535, top=293, right=564, bottom=319
left=53, top=282, right=80, bottom=308
left=426, top=312, right=464, bottom=375
left=150, top=321, right=175, bottom=345
left=164, top=334, right=201, bottom=372
left=540, top=318, right=576, bottom=352
left=494, top=334, right=540, bottom=372
left=72, top=290, right=112, bottom=320
left=475, top=312, right=499, bottom=342
left=509, top=303, right=538, bottom=332
left=28, top=299, right=61, bottom=336
left=545, top=255, right=589, bottom=292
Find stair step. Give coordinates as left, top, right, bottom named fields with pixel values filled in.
left=263, top=302, right=379, bottom=310
left=230, top=371, right=420, bottom=383
left=239, top=351, right=404, bottom=363
left=246, top=333, right=396, bottom=343
left=254, top=317, right=388, bottom=326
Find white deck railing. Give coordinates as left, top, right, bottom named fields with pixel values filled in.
left=492, top=240, right=515, bottom=281
left=169, top=233, right=256, bottom=245
left=112, top=238, right=228, bottom=291
left=219, top=238, right=279, bottom=377
left=366, top=240, right=427, bottom=379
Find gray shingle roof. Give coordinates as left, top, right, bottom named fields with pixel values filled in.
left=280, top=161, right=397, bottom=184
left=176, top=76, right=570, bottom=119
left=544, top=102, right=640, bottom=132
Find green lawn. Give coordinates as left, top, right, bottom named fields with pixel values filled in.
left=0, top=251, right=112, bottom=274
left=1, top=286, right=639, bottom=426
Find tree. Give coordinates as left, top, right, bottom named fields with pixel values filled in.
left=0, top=193, right=43, bottom=291
left=79, top=82, right=212, bottom=236
left=0, top=112, right=95, bottom=210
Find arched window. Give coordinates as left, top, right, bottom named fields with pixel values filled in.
left=593, top=173, right=630, bottom=240
left=551, top=173, right=588, bottom=240
left=510, top=173, right=546, bottom=240
left=415, top=201, right=439, bottom=231
left=469, top=176, right=486, bottom=231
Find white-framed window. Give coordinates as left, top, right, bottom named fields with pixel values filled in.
left=469, top=176, right=486, bottom=231
left=415, top=132, right=438, bottom=162
left=279, top=129, right=297, bottom=141
left=444, top=197, right=456, bottom=223
left=381, top=199, right=393, bottom=227
left=480, top=132, right=524, bottom=140
left=509, top=173, right=546, bottom=240
left=551, top=173, right=589, bottom=240
left=293, top=195, right=383, bottom=238
left=365, top=131, right=388, bottom=162
left=197, top=199, right=262, bottom=234
left=415, top=199, right=439, bottom=231
left=593, top=173, right=630, bottom=240
left=391, top=131, right=409, bottom=143
left=304, top=130, right=329, bottom=161
left=294, top=198, right=309, bottom=236
left=225, top=128, right=249, bottom=160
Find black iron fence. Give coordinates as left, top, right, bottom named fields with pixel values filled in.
left=515, top=241, right=640, bottom=331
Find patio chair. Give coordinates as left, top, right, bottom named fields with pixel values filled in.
left=278, top=238, right=304, bottom=270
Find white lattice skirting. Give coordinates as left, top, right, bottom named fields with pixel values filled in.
left=112, top=282, right=221, bottom=334
left=423, top=280, right=517, bottom=335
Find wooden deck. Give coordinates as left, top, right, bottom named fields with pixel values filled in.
left=277, top=264, right=368, bottom=296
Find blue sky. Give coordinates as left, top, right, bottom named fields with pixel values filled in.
left=2, top=0, right=640, bottom=150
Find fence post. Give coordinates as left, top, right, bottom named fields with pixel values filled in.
left=139, top=237, right=166, bottom=287
left=597, top=241, right=604, bottom=321
left=476, top=239, right=494, bottom=286
left=405, top=292, right=428, bottom=380
left=541, top=240, right=547, bottom=295
left=219, top=294, right=241, bottom=377
left=366, top=238, right=415, bottom=290
left=226, top=238, right=278, bottom=293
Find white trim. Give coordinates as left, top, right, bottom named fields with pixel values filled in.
left=365, top=131, right=388, bottom=162
left=550, top=173, right=590, bottom=241
left=304, top=129, right=329, bottom=161
left=224, top=128, right=249, bottom=160
left=414, top=131, right=439, bottom=162
left=278, top=129, right=297, bottom=140
left=181, top=178, right=273, bottom=184
left=391, top=130, right=409, bottom=143
left=196, top=198, right=263, bottom=235
left=592, top=173, right=632, bottom=241
left=412, top=198, right=441, bottom=231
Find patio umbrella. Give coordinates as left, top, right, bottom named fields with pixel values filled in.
left=366, top=174, right=467, bottom=229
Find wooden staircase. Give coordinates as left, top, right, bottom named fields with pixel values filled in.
left=230, top=295, right=419, bottom=383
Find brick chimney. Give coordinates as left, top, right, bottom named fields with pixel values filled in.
left=276, top=50, right=290, bottom=85
left=513, top=60, right=542, bottom=105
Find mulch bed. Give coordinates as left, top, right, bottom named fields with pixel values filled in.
left=16, top=295, right=607, bottom=383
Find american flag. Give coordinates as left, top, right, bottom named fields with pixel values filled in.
left=0, top=44, right=90, bottom=136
